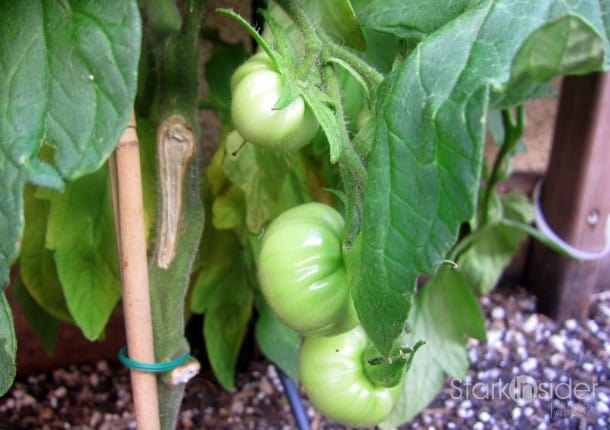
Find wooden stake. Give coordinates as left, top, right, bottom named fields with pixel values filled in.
left=525, top=73, right=610, bottom=320
left=109, top=113, right=161, bottom=430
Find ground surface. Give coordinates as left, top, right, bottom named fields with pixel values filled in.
left=1, top=286, right=608, bottom=430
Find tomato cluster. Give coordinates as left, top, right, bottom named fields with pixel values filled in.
left=258, top=202, right=401, bottom=428
left=232, top=46, right=401, bottom=428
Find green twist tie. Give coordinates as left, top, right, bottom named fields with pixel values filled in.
left=118, top=346, right=190, bottom=373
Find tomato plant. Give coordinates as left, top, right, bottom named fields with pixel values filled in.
left=258, top=202, right=358, bottom=336
left=1, top=0, right=609, bottom=429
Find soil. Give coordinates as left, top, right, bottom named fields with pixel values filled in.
left=1, top=285, right=609, bottom=430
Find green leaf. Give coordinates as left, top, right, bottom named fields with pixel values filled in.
left=459, top=192, right=535, bottom=294
left=351, top=0, right=400, bottom=73
left=357, top=0, right=610, bottom=355
left=223, top=133, right=298, bottom=233
left=212, top=186, right=246, bottom=231
left=0, top=291, right=16, bottom=396
left=501, top=191, right=535, bottom=224
left=458, top=221, right=526, bottom=294
left=12, top=277, right=59, bottom=356
left=301, top=86, right=347, bottom=164
left=40, top=168, right=120, bottom=341
left=191, top=226, right=254, bottom=390
left=255, top=298, right=301, bottom=382
left=264, top=0, right=365, bottom=51
left=497, top=14, right=606, bottom=107
left=361, top=0, right=483, bottom=41
left=0, top=0, right=141, bottom=288
left=205, top=298, right=253, bottom=391
left=202, top=261, right=253, bottom=391
left=380, top=266, right=485, bottom=428
left=19, top=186, right=72, bottom=322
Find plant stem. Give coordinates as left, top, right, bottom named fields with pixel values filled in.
left=320, top=31, right=383, bottom=90
left=109, top=113, right=161, bottom=430
left=320, top=62, right=367, bottom=246
left=273, top=0, right=321, bottom=81
left=479, top=106, right=525, bottom=226
left=322, top=61, right=367, bottom=188
left=150, top=2, right=206, bottom=429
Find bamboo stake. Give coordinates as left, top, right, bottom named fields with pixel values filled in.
left=109, top=113, right=161, bottom=430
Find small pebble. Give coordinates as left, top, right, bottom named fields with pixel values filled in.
left=478, top=411, right=491, bottom=422
left=460, top=400, right=472, bottom=409
left=512, top=407, right=522, bottom=419
left=549, top=335, right=566, bottom=352
left=522, top=314, right=539, bottom=333
left=550, top=353, right=564, bottom=366
left=564, top=319, right=578, bottom=331
left=565, top=338, right=582, bottom=353
left=457, top=408, right=474, bottom=419
left=487, top=329, right=503, bottom=348
left=96, top=361, right=109, bottom=373
left=586, top=320, right=599, bottom=333
left=597, top=401, right=609, bottom=414
left=53, top=386, right=68, bottom=398
left=521, top=357, right=538, bottom=372
left=491, top=306, right=506, bottom=320
left=543, top=367, right=557, bottom=381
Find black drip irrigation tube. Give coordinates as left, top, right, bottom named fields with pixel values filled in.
left=277, top=367, right=311, bottom=430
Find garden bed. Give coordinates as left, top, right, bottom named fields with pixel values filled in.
left=2, top=286, right=608, bottom=429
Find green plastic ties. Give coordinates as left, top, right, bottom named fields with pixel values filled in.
left=118, top=347, right=190, bottom=373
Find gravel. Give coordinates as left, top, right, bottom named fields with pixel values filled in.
left=1, top=286, right=609, bottom=429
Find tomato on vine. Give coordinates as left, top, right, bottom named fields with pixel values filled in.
left=299, top=325, right=401, bottom=428
left=257, top=202, right=358, bottom=336
left=230, top=52, right=319, bottom=151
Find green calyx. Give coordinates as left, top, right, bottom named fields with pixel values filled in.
left=362, top=341, right=425, bottom=388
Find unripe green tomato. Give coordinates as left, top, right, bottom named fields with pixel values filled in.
left=230, top=52, right=319, bottom=151
left=300, top=325, right=401, bottom=428
left=257, top=203, right=358, bottom=337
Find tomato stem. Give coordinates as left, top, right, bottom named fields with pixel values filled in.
left=479, top=106, right=525, bottom=227
left=150, top=2, right=206, bottom=428
left=321, top=60, right=367, bottom=245
left=273, top=0, right=322, bottom=83
left=320, top=31, right=384, bottom=92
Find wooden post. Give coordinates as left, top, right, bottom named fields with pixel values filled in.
left=524, top=72, right=610, bottom=321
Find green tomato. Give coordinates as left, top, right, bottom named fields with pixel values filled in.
left=300, top=325, right=401, bottom=428
left=257, top=203, right=358, bottom=337
left=231, top=53, right=319, bottom=151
